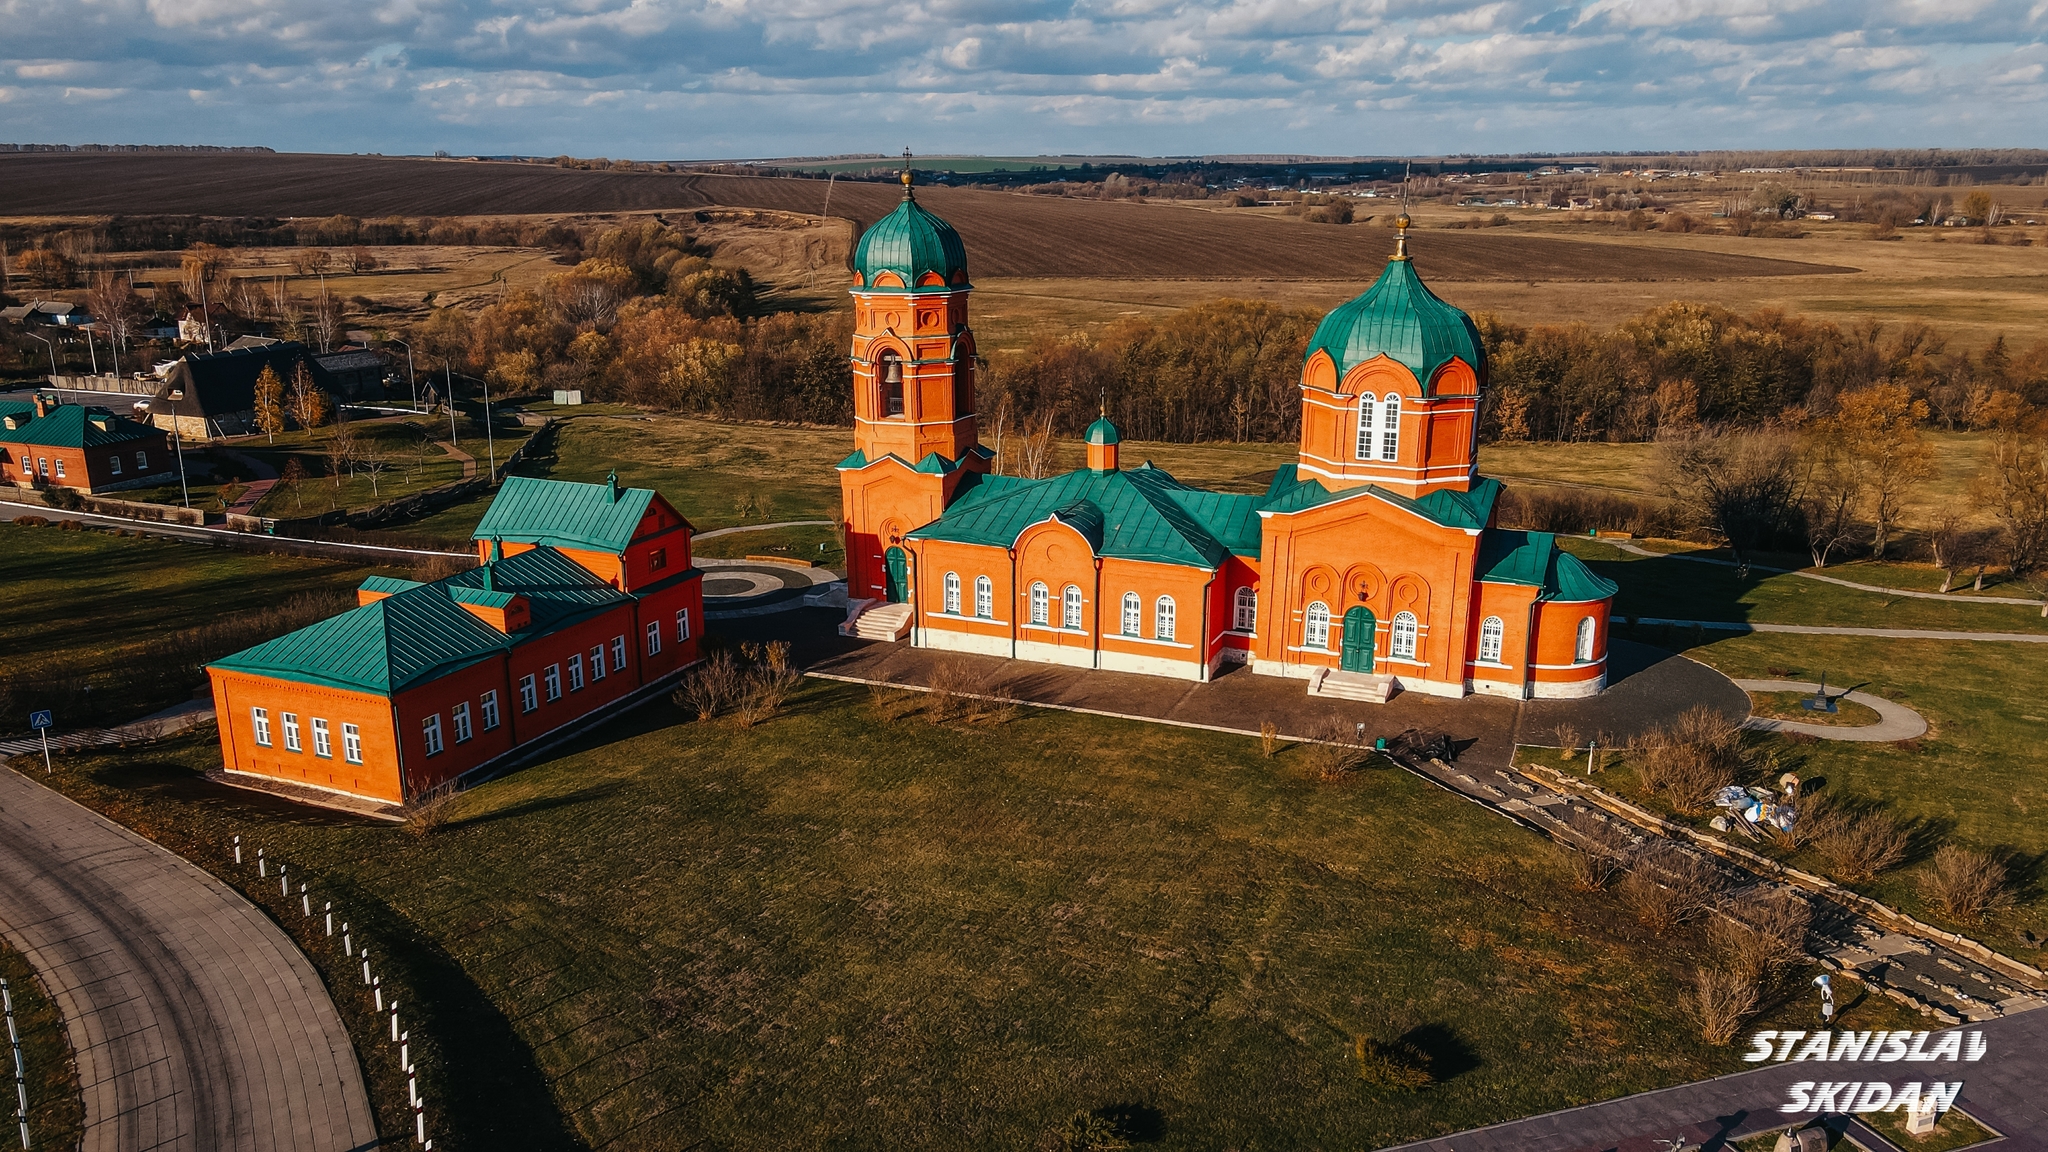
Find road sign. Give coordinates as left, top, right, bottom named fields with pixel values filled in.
left=28, top=710, right=52, bottom=730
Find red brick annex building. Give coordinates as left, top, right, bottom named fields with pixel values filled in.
left=208, top=475, right=704, bottom=805
left=839, top=176, right=1617, bottom=702
left=1, top=393, right=173, bottom=494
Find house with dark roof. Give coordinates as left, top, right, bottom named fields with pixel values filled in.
left=151, top=342, right=338, bottom=441
left=1, top=393, right=173, bottom=493
left=207, top=475, right=704, bottom=805
left=836, top=172, right=1616, bottom=701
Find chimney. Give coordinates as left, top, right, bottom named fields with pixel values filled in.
left=607, top=470, right=621, bottom=502
left=32, top=393, right=55, bottom=418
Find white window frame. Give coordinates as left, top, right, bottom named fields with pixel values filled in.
left=252, top=707, right=271, bottom=747
left=590, top=644, right=607, bottom=680
left=423, top=714, right=444, bottom=756
left=675, top=608, right=691, bottom=643
left=1577, top=616, right=1597, bottom=663
left=341, top=722, right=362, bottom=765
left=611, top=636, right=626, bottom=672
left=974, top=575, right=993, bottom=619
left=1154, top=596, right=1176, bottom=641
left=1305, top=601, right=1331, bottom=650
left=520, top=674, right=539, bottom=712
left=568, top=654, right=585, bottom=691
left=1233, top=587, right=1256, bottom=633
left=1120, top=592, right=1142, bottom=636
left=480, top=690, right=501, bottom=731
left=1029, top=582, right=1049, bottom=626
left=52, top=458, right=65, bottom=479
left=135, top=450, right=148, bottom=470
left=1380, top=393, right=1401, bottom=461
left=1392, top=611, right=1419, bottom=660
left=943, top=572, right=961, bottom=614
left=1062, top=585, right=1083, bottom=630
left=544, top=664, right=562, bottom=701
left=109, top=454, right=123, bottom=475
left=1356, top=395, right=1376, bottom=460
left=311, top=717, right=332, bottom=758
left=646, top=621, right=662, bottom=656
left=453, top=701, right=473, bottom=743
left=282, top=712, right=302, bottom=752
left=1479, top=616, right=1505, bottom=664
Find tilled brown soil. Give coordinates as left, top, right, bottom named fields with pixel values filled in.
left=0, top=151, right=1855, bottom=282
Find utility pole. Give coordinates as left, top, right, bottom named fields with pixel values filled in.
left=444, top=366, right=457, bottom=446
left=388, top=337, right=418, bottom=411
left=481, top=372, right=496, bottom=478
left=198, top=273, right=215, bottom=351
left=165, top=389, right=191, bottom=507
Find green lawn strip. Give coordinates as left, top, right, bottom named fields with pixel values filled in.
left=1859, top=1103, right=1998, bottom=1150
left=693, top=523, right=843, bottom=566
left=1612, top=632, right=2048, bottom=949
left=26, top=685, right=1922, bottom=1150
left=0, top=934, right=85, bottom=1152
left=1806, top=559, right=2042, bottom=601
left=0, top=525, right=381, bottom=732
left=1562, top=539, right=2048, bottom=634
left=1747, top=691, right=1885, bottom=728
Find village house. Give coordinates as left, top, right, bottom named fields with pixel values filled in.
left=206, top=475, right=705, bottom=805
left=0, top=393, right=174, bottom=493
left=838, top=169, right=1616, bottom=702
left=149, top=341, right=339, bottom=440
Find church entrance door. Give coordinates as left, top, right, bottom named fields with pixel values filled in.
left=1340, top=606, right=1376, bottom=673
left=884, top=546, right=909, bottom=603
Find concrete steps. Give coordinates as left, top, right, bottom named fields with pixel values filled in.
left=1307, top=667, right=1396, bottom=703
left=843, top=600, right=913, bottom=642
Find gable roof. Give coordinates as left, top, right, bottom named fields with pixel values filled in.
left=0, top=401, right=162, bottom=449
left=1477, top=529, right=1619, bottom=603
left=470, top=475, right=667, bottom=554
left=907, top=462, right=1261, bottom=568
left=211, top=546, right=631, bottom=693
left=157, top=342, right=333, bottom=417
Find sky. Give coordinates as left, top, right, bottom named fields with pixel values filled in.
left=2, top=0, right=2045, bottom=159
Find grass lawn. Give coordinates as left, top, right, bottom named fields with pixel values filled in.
left=1562, top=538, right=2048, bottom=635
left=0, top=524, right=379, bottom=733
left=1747, top=690, right=1884, bottom=728
left=1589, top=629, right=2048, bottom=948
left=0, top=936, right=84, bottom=1152
left=33, top=686, right=1923, bottom=1151
left=694, top=522, right=844, bottom=566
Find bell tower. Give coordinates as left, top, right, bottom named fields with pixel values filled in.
left=848, top=154, right=982, bottom=469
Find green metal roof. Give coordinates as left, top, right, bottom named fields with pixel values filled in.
left=0, top=401, right=160, bottom=449
left=1085, top=416, right=1120, bottom=446
left=854, top=192, right=969, bottom=292
left=908, top=461, right=1261, bottom=567
left=1305, top=253, right=1485, bottom=394
left=471, top=475, right=657, bottom=554
left=212, top=547, right=633, bottom=694
left=359, top=575, right=423, bottom=596
left=1257, top=465, right=1500, bottom=531
left=1476, top=530, right=1619, bottom=603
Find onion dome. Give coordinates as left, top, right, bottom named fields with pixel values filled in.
left=1084, top=414, right=1120, bottom=445
left=1304, top=219, right=1484, bottom=393
left=853, top=166, right=969, bottom=291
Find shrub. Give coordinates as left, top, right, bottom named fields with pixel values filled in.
left=923, top=658, right=974, bottom=724
left=1805, top=797, right=1908, bottom=882
left=1619, top=854, right=1718, bottom=929
left=1686, top=967, right=1760, bottom=1045
left=1260, top=721, right=1280, bottom=759
left=402, top=789, right=459, bottom=839
left=1298, top=717, right=1371, bottom=782
left=1567, top=849, right=1622, bottom=893
left=1633, top=706, right=1745, bottom=815
left=731, top=641, right=800, bottom=728
left=1918, top=846, right=2014, bottom=922
left=674, top=649, right=742, bottom=721
left=1552, top=722, right=1580, bottom=761
left=41, top=487, right=85, bottom=512
left=1353, top=1035, right=1434, bottom=1089
left=1052, top=1110, right=1130, bottom=1152
left=1710, top=892, right=1812, bottom=981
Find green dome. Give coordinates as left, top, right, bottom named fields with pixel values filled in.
left=854, top=193, right=969, bottom=292
left=1305, top=254, right=1484, bottom=393
left=1085, top=415, right=1120, bottom=445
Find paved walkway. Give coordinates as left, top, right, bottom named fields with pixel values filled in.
left=693, top=518, right=834, bottom=540
left=0, top=699, right=217, bottom=759
left=0, top=496, right=470, bottom=561
left=437, top=440, right=475, bottom=480
left=215, top=448, right=280, bottom=516
left=1734, top=678, right=1930, bottom=743
left=1628, top=616, right=2048, bottom=644
left=1616, top=541, right=2047, bottom=609
left=1379, top=1008, right=2048, bottom=1152
left=0, top=765, right=376, bottom=1151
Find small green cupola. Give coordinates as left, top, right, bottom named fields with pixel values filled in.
left=1086, top=412, right=1120, bottom=471
left=1304, top=217, right=1485, bottom=394
left=853, top=155, right=969, bottom=292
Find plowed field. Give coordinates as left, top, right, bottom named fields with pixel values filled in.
left=0, top=151, right=1851, bottom=282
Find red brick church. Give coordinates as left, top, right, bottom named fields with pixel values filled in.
left=838, top=172, right=1615, bottom=702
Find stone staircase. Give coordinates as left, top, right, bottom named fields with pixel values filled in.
left=1307, top=667, right=1396, bottom=703
left=841, top=600, right=913, bottom=642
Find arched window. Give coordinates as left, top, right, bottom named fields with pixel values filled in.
left=1121, top=592, right=1142, bottom=636
left=1380, top=393, right=1401, bottom=461
left=1233, top=587, right=1257, bottom=633
left=1155, top=596, right=1176, bottom=641
left=880, top=353, right=904, bottom=418
left=1030, top=582, right=1049, bottom=626
left=974, top=575, right=993, bottom=618
left=943, top=571, right=960, bottom=615
left=1356, top=395, right=1377, bottom=460
left=1479, top=616, right=1504, bottom=663
left=1576, top=616, right=1597, bottom=663
left=1305, top=601, right=1331, bottom=649
left=1391, top=611, right=1418, bottom=659
left=1062, top=585, right=1083, bottom=630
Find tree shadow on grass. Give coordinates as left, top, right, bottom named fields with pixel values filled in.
left=1093, top=1101, right=1167, bottom=1143
left=1398, top=1023, right=1481, bottom=1083
left=447, top=780, right=628, bottom=833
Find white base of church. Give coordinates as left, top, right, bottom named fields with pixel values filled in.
left=1467, top=678, right=1528, bottom=700
left=1531, top=674, right=1606, bottom=700
left=918, top=628, right=1207, bottom=681
left=916, top=627, right=1013, bottom=659
left=1251, top=658, right=1466, bottom=699
left=1014, top=637, right=1100, bottom=670
left=1097, top=647, right=1204, bottom=681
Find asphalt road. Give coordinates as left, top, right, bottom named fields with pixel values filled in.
left=0, top=764, right=377, bottom=1151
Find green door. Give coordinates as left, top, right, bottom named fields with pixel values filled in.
left=884, top=546, right=909, bottom=604
left=1340, top=606, right=1376, bottom=673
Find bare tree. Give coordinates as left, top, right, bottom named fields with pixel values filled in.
left=1656, top=429, right=1803, bottom=563
left=286, top=363, right=332, bottom=433
left=1832, top=383, right=1933, bottom=560
left=1018, top=411, right=1058, bottom=479
left=1798, top=420, right=1860, bottom=568
left=311, top=279, right=342, bottom=353
left=1974, top=430, right=2048, bottom=577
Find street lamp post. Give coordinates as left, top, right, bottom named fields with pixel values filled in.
left=387, top=337, right=419, bottom=411
left=481, top=372, right=496, bottom=478
left=25, top=330, right=57, bottom=380
left=165, top=389, right=191, bottom=508
left=444, top=365, right=457, bottom=446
